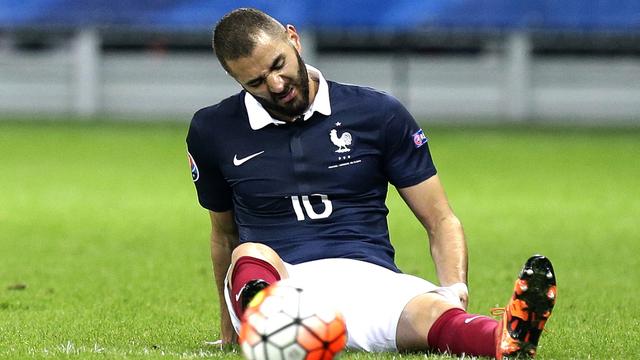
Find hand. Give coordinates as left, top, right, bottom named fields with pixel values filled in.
left=204, top=327, right=238, bottom=352
left=448, top=282, right=469, bottom=310
left=204, top=338, right=238, bottom=352
left=211, top=310, right=238, bottom=349
left=220, top=319, right=238, bottom=345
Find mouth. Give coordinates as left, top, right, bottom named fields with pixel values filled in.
left=277, top=87, right=297, bottom=104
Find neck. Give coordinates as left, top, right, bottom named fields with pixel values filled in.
left=307, top=76, right=319, bottom=109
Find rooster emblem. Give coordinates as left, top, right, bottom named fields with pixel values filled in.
left=330, top=129, right=352, bottom=153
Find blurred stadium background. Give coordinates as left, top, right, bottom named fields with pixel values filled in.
left=1, top=0, right=639, bottom=123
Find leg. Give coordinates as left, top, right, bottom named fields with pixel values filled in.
left=287, top=259, right=490, bottom=352
left=397, top=255, right=557, bottom=359
left=397, top=292, right=499, bottom=356
left=226, top=242, right=289, bottom=319
left=280, top=258, right=439, bottom=351
left=228, top=242, right=289, bottom=283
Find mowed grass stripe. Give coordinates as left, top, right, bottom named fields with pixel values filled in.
left=1, top=120, right=638, bottom=359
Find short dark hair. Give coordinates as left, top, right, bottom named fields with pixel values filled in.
left=212, top=8, right=286, bottom=73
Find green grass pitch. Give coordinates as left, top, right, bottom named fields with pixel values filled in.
left=0, top=119, right=638, bottom=359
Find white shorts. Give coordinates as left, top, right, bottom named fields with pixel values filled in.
left=224, top=258, right=462, bottom=351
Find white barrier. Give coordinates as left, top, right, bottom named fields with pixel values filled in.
left=0, top=30, right=639, bottom=122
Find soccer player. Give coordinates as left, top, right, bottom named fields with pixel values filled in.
left=186, top=8, right=557, bottom=359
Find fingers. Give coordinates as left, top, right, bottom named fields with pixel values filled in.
left=204, top=338, right=238, bottom=352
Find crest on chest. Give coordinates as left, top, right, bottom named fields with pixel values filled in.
left=328, top=122, right=361, bottom=169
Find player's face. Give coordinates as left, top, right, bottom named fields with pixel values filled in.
left=226, top=27, right=310, bottom=120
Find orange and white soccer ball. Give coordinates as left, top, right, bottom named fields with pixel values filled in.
left=239, top=279, right=347, bottom=360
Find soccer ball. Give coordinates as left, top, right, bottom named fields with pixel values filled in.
left=239, top=279, right=347, bottom=360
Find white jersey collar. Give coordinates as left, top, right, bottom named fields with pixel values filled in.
left=244, top=65, right=331, bottom=130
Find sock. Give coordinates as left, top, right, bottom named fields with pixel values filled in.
left=229, top=256, right=281, bottom=318
left=427, top=308, right=499, bottom=357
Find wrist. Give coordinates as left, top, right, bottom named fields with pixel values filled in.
left=449, top=282, right=468, bottom=295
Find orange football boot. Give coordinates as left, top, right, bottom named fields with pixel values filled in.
left=495, top=255, right=557, bottom=359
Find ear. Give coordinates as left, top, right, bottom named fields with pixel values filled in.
left=285, top=24, right=302, bottom=53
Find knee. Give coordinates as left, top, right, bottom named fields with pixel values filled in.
left=403, top=292, right=461, bottom=327
left=231, top=242, right=280, bottom=263
left=229, top=242, right=288, bottom=279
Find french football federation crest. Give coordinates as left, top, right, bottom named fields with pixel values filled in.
left=330, top=129, right=352, bottom=153
left=187, top=151, right=199, bottom=181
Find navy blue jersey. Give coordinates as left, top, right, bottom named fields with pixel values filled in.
left=187, top=81, right=436, bottom=272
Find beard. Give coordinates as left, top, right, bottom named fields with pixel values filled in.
left=254, top=49, right=310, bottom=119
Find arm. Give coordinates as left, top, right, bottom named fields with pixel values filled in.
left=209, top=210, right=240, bottom=344
left=398, top=175, right=468, bottom=307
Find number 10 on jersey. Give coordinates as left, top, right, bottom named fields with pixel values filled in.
left=290, top=194, right=333, bottom=220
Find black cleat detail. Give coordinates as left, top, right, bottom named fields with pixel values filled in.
left=240, top=279, right=270, bottom=313
left=498, top=255, right=557, bottom=359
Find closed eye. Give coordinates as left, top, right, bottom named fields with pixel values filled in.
left=245, top=55, right=286, bottom=88
left=246, top=78, right=264, bottom=87
left=273, top=59, right=284, bottom=70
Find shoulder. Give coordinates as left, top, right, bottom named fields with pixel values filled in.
left=191, top=92, right=244, bottom=127
left=328, top=81, right=397, bottom=102
left=188, top=92, right=245, bottom=141
left=328, top=81, right=403, bottom=113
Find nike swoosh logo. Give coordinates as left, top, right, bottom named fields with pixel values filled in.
left=464, top=315, right=485, bottom=324
left=233, top=151, right=265, bottom=166
left=235, top=291, right=242, bottom=302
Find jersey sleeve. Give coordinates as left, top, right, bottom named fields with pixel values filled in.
left=382, top=95, right=437, bottom=188
left=186, top=116, right=233, bottom=212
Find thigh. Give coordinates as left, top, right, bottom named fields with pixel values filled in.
left=286, top=258, right=450, bottom=352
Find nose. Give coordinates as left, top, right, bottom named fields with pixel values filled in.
left=266, top=72, right=286, bottom=94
